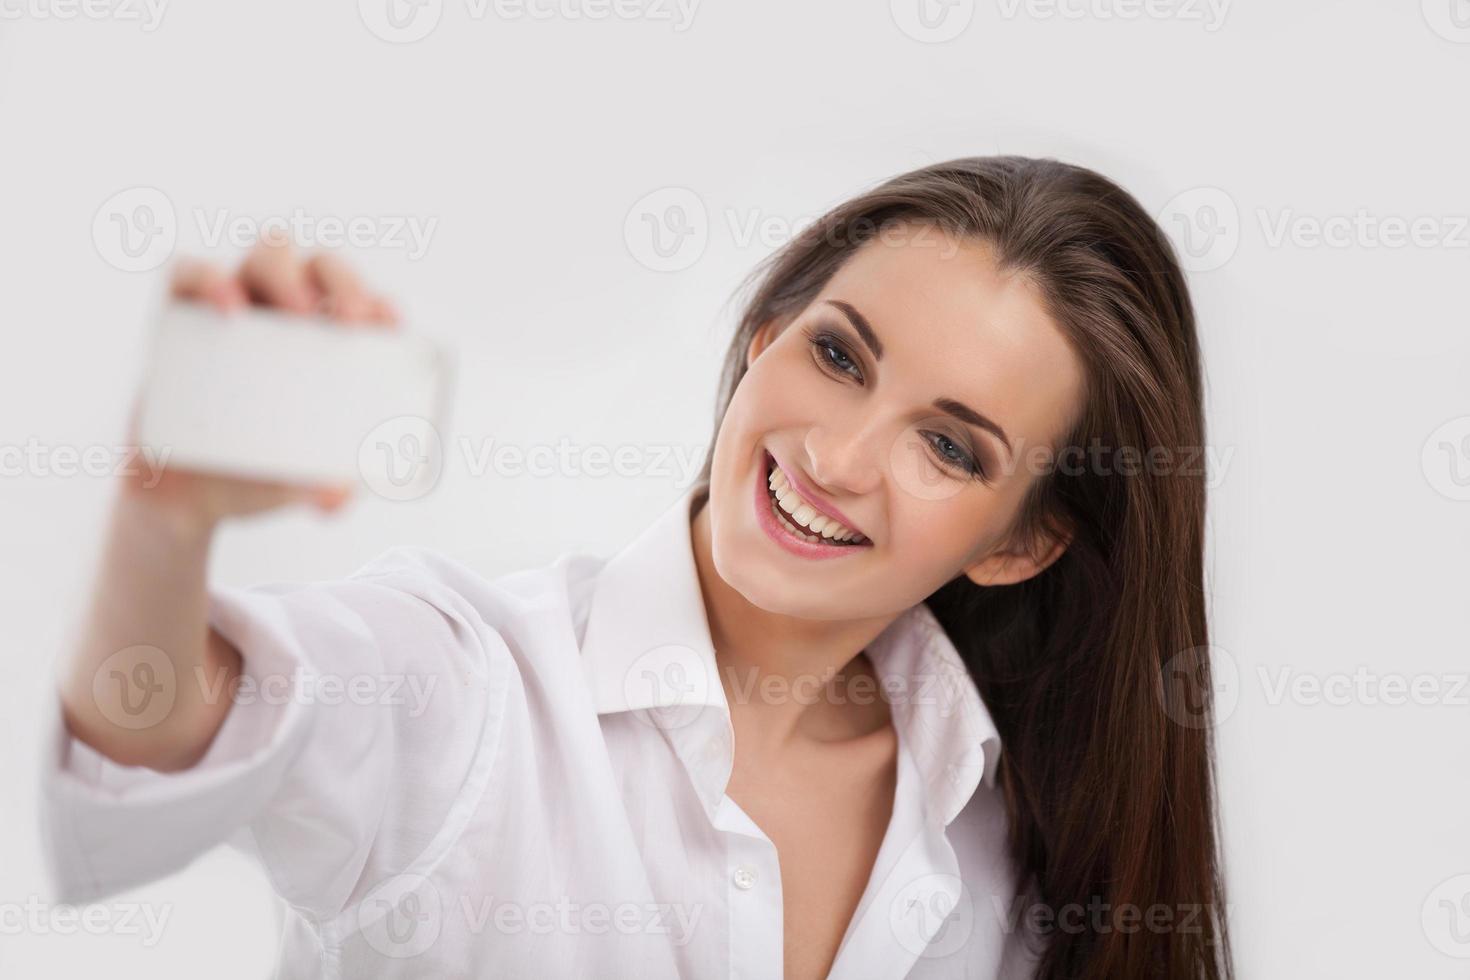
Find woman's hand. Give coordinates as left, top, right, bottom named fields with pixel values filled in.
left=61, top=237, right=403, bottom=771
left=126, top=237, right=402, bottom=528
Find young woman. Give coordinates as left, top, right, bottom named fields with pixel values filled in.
left=46, top=155, right=1231, bottom=979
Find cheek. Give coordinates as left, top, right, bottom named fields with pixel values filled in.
left=717, top=353, right=821, bottom=453
left=893, top=498, right=998, bottom=569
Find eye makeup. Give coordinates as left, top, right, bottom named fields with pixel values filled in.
left=799, top=321, right=991, bottom=484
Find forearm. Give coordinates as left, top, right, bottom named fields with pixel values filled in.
left=58, top=490, right=240, bottom=771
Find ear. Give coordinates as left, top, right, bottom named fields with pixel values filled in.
left=744, top=317, right=783, bottom=370
left=961, top=523, right=1072, bottom=588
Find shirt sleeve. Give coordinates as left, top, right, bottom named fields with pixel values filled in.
left=38, top=546, right=511, bottom=923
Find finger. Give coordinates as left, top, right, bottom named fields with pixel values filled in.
left=238, top=238, right=318, bottom=314
left=168, top=258, right=247, bottom=311
left=252, top=478, right=351, bottom=510
left=309, top=484, right=353, bottom=512
left=304, top=253, right=373, bottom=323
left=365, top=294, right=401, bottom=328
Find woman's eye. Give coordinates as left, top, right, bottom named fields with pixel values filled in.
left=923, top=430, right=981, bottom=478
left=810, top=334, right=862, bottom=381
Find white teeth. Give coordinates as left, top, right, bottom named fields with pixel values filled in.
left=764, top=459, right=865, bottom=544
left=774, top=504, right=820, bottom=543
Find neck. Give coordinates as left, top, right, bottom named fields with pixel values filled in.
left=688, top=489, right=899, bottom=751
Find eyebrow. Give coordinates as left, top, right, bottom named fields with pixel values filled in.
left=823, top=298, right=1014, bottom=460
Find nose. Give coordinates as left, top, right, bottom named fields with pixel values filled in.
left=802, top=417, right=884, bottom=497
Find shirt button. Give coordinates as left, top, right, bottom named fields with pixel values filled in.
left=732, top=865, right=757, bottom=890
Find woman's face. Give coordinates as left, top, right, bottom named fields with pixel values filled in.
left=705, top=222, right=1087, bottom=622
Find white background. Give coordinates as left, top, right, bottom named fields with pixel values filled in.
left=2, top=0, right=1468, bottom=976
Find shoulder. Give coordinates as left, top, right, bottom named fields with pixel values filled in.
left=340, top=543, right=611, bottom=650
left=348, top=544, right=602, bottom=606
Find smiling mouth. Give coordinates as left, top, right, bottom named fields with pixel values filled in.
left=763, top=453, right=870, bottom=547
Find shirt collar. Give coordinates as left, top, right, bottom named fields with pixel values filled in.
left=578, top=484, right=1003, bottom=827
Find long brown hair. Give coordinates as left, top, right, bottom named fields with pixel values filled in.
left=695, top=156, right=1231, bottom=978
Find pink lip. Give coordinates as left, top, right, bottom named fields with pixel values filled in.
left=754, top=451, right=872, bottom=560
left=765, top=449, right=866, bottom=537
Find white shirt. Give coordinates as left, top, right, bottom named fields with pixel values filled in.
left=40, top=486, right=1039, bottom=978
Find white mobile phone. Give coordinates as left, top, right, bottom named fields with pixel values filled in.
left=134, top=301, right=452, bottom=495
